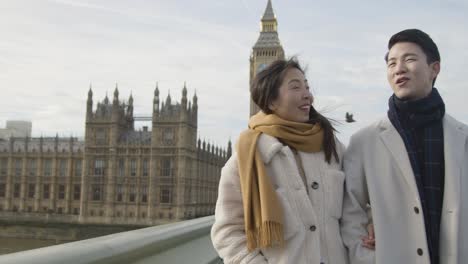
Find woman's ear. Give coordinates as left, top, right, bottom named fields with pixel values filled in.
left=268, top=102, right=277, bottom=112
left=268, top=97, right=279, bottom=112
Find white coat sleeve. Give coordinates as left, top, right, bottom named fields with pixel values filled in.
left=340, top=135, right=375, bottom=264
left=211, top=153, right=268, bottom=264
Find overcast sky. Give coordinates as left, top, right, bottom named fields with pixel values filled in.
left=1, top=0, right=467, bottom=148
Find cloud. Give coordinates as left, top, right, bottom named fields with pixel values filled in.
left=1, top=0, right=467, bottom=147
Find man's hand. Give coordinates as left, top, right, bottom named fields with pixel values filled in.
left=361, top=223, right=375, bottom=250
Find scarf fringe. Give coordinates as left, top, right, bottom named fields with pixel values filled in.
left=247, top=221, right=284, bottom=252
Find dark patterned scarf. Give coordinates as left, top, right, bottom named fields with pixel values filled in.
left=388, top=88, right=445, bottom=264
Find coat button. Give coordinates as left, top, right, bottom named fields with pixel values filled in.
left=311, top=182, right=319, bottom=190
left=417, top=248, right=423, bottom=256
left=309, top=225, right=316, bottom=231
left=414, top=207, right=419, bottom=214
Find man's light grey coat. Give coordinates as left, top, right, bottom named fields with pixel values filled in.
left=341, top=114, right=468, bottom=264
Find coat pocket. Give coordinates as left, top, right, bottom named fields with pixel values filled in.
left=324, top=170, right=345, bottom=219
left=276, top=189, right=299, bottom=240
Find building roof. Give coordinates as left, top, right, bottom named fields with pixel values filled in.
left=253, top=32, right=282, bottom=49
left=253, top=0, right=282, bottom=49
left=0, top=137, right=84, bottom=153
left=261, top=0, right=276, bottom=21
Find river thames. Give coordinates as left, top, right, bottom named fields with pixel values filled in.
left=0, top=237, right=66, bottom=255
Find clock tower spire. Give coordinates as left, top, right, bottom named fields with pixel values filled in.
left=249, top=0, right=285, bottom=116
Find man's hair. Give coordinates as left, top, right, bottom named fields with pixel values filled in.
left=385, top=29, right=440, bottom=64
left=385, top=29, right=440, bottom=85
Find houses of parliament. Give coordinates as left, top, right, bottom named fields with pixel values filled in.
left=0, top=0, right=285, bottom=226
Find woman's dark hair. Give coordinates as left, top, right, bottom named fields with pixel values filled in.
left=250, top=57, right=339, bottom=163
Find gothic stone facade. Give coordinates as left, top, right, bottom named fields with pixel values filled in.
left=0, top=85, right=230, bottom=225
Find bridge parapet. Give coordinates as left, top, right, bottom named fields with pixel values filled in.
left=0, top=216, right=222, bottom=264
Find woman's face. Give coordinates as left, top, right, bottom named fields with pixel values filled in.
left=269, top=68, right=313, bottom=123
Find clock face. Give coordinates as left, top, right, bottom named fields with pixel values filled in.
left=257, top=63, right=267, bottom=73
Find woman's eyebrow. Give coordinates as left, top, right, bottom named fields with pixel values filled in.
left=288, top=79, right=303, bottom=85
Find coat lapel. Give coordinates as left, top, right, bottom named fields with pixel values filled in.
left=440, top=115, right=465, bottom=260
left=378, top=118, right=420, bottom=198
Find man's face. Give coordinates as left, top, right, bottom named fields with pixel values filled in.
left=386, top=42, right=440, bottom=101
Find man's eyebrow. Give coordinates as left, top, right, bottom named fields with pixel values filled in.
left=402, top=52, right=419, bottom=57
left=387, top=52, right=419, bottom=62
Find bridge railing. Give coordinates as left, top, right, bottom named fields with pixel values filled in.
left=0, top=215, right=222, bottom=264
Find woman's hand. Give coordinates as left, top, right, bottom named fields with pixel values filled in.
left=361, top=223, right=375, bottom=250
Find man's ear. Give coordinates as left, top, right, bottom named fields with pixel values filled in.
left=431, top=61, right=441, bottom=80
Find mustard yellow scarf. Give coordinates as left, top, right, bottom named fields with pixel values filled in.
left=236, top=112, right=323, bottom=251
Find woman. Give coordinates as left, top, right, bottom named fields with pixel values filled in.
left=211, top=58, right=349, bottom=263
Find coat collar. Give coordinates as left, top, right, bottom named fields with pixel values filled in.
left=378, top=117, right=420, bottom=200
left=377, top=115, right=466, bottom=194
left=440, top=114, right=466, bottom=258
left=442, top=114, right=467, bottom=174
left=256, top=133, right=284, bottom=164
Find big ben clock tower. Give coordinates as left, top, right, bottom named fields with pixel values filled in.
left=249, top=0, right=285, bottom=116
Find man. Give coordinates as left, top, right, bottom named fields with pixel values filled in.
left=341, top=29, right=468, bottom=264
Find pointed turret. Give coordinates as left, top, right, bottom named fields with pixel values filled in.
left=113, top=84, right=119, bottom=105
left=86, top=84, right=93, bottom=120
left=191, top=90, right=198, bottom=124
left=260, top=0, right=278, bottom=33
left=153, top=82, right=160, bottom=113
left=111, top=85, right=120, bottom=121
left=182, top=82, right=188, bottom=109
left=104, top=92, right=109, bottom=105
left=88, top=84, right=93, bottom=100
left=183, top=82, right=187, bottom=95
left=128, top=92, right=134, bottom=117
left=227, top=139, right=232, bottom=158
left=255, top=0, right=281, bottom=46
left=250, top=0, right=285, bottom=117
left=192, top=91, right=198, bottom=111
left=166, top=91, right=171, bottom=106
left=262, top=0, right=275, bottom=21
